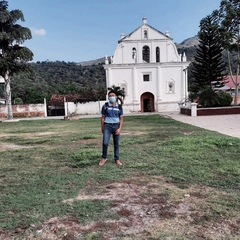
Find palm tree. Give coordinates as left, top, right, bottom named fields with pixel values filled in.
left=0, top=0, right=33, bottom=119
left=107, top=85, right=126, bottom=105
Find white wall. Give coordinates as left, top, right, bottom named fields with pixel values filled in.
left=63, top=101, right=180, bottom=115
left=65, top=101, right=106, bottom=116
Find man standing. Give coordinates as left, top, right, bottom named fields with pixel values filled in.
left=99, top=90, right=123, bottom=166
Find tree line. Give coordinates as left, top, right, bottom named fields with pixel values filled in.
left=8, top=61, right=107, bottom=104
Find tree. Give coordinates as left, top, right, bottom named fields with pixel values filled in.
left=107, top=85, right=126, bottom=105
left=0, top=1, right=33, bottom=119
left=214, top=0, right=240, bottom=105
left=191, top=15, right=227, bottom=95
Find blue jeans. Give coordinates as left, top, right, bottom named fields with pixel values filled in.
left=102, top=123, right=120, bottom=161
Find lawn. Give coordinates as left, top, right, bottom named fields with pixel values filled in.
left=0, top=114, right=239, bottom=239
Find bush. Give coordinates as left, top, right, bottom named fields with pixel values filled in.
left=216, top=91, right=232, bottom=106
left=14, top=98, right=23, bottom=105
left=197, top=88, right=232, bottom=107
left=198, top=88, right=219, bottom=107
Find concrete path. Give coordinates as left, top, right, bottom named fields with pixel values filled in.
left=162, top=112, right=240, bottom=139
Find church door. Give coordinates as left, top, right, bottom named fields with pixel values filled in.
left=141, top=92, right=154, bottom=112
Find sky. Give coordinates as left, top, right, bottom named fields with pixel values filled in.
left=8, top=0, right=222, bottom=63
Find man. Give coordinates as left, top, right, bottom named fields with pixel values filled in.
left=99, top=90, right=123, bottom=166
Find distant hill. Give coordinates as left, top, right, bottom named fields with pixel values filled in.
left=177, top=35, right=199, bottom=47
left=176, top=36, right=199, bottom=62
left=77, top=57, right=105, bottom=66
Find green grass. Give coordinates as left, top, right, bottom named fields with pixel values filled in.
left=0, top=114, right=239, bottom=238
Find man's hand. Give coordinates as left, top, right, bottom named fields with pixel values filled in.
left=115, top=128, right=121, bottom=135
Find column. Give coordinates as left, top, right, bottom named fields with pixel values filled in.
left=106, top=68, right=112, bottom=88
left=191, top=103, right=197, bottom=117
left=182, top=67, right=188, bottom=101
left=44, top=98, right=47, bottom=117
left=156, top=66, right=162, bottom=111
left=132, top=67, right=138, bottom=103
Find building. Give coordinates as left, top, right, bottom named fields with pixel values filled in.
left=104, top=17, right=190, bottom=113
left=220, top=76, right=240, bottom=105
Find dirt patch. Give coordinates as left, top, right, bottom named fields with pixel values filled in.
left=13, top=176, right=240, bottom=239
left=0, top=132, right=56, bottom=151
left=77, top=138, right=102, bottom=147
left=0, top=132, right=57, bottom=148
left=0, top=143, right=36, bottom=151
left=121, top=131, right=146, bottom=135
left=183, top=130, right=195, bottom=135
left=0, top=132, right=56, bottom=138
left=76, top=131, right=145, bottom=147
left=34, top=132, right=56, bottom=136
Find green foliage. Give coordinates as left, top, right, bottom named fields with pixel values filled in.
left=13, top=97, right=23, bottom=104
left=198, top=88, right=220, bottom=107
left=0, top=1, right=33, bottom=119
left=217, top=0, right=240, bottom=52
left=216, top=90, right=232, bottom=106
left=190, top=15, right=227, bottom=94
left=11, top=61, right=107, bottom=103
left=198, top=87, right=232, bottom=107
left=0, top=2, right=33, bottom=74
left=213, top=0, right=240, bottom=105
left=70, top=149, right=100, bottom=167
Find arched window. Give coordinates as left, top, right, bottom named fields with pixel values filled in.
left=156, top=47, right=160, bottom=63
left=144, top=30, right=148, bottom=39
left=132, top=48, right=137, bottom=59
left=142, top=46, right=150, bottom=63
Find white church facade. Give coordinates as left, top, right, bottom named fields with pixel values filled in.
left=104, top=17, right=190, bottom=113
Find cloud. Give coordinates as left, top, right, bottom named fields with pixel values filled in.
left=31, top=28, right=47, bottom=36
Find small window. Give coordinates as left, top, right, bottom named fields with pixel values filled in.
left=144, top=30, right=148, bottom=39
left=143, top=74, right=150, bottom=82
left=132, top=48, right=136, bottom=59
left=156, top=47, right=160, bottom=63
left=142, top=45, right=150, bottom=63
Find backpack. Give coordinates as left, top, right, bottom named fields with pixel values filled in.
left=104, top=102, right=122, bottom=117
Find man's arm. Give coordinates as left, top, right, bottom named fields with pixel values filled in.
left=116, top=116, right=123, bottom=135
left=101, top=116, right=105, bottom=133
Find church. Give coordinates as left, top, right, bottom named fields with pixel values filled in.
left=104, top=17, right=190, bottom=113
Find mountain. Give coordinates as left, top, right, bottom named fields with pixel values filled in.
left=177, top=35, right=199, bottom=47
left=77, top=57, right=105, bottom=66
left=176, top=36, right=198, bottom=62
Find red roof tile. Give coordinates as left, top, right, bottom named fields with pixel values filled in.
left=48, top=94, right=97, bottom=105
left=223, top=76, right=240, bottom=89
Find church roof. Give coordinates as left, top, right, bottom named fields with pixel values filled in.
left=118, top=18, right=172, bottom=43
